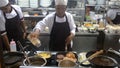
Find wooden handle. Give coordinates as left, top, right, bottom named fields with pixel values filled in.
left=88, top=50, right=104, bottom=60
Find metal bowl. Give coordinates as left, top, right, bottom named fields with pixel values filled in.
left=58, top=60, right=77, bottom=67
left=23, top=56, right=47, bottom=66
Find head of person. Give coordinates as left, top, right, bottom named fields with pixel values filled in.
left=0, top=0, right=11, bottom=13
left=55, top=0, right=68, bottom=17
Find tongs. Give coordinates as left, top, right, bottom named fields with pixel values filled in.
left=17, top=41, right=31, bottom=65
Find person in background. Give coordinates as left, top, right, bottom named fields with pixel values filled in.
left=29, top=0, right=76, bottom=51
left=0, top=0, right=26, bottom=51
left=106, top=5, right=120, bottom=25
left=85, top=6, right=91, bottom=21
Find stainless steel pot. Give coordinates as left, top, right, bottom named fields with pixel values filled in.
left=58, top=60, right=77, bottom=67
left=23, top=56, right=47, bottom=66
left=89, top=55, right=118, bottom=68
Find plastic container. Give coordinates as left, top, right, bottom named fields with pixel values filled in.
left=10, top=39, right=17, bottom=51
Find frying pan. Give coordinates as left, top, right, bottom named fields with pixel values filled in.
left=85, top=50, right=120, bottom=68
left=3, top=52, right=24, bottom=65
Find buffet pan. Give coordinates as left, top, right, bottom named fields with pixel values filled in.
left=56, top=52, right=78, bottom=67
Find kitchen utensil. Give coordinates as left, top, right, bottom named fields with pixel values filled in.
left=90, top=55, right=118, bottom=68
left=17, top=41, right=31, bottom=65
left=23, top=56, right=47, bottom=66
left=85, top=50, right=120, bottom=68
left=3, top=52, right=24, bottom=65
left=58, top=59, right=77, bottom=67
left=80, top=50, right=103, bottom=64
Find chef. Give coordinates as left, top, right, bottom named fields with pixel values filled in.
left=29, top=0, right=76, bottom=51
left=106, top=5, right=120, bottom=25
left=0, top=0, right=26, bottom=51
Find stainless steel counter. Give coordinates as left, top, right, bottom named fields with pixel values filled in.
left=20, top=66, right=89, bottom=68
left=26, top=30, right=99, bottom=52
left=104, top=31, right=120, bottom=51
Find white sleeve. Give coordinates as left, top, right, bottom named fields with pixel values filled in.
left=33, top=15, right=51, bottom=32
left=107, top=10, right=116, bottom=20
left=12, top=5, right=24, bottom=19
left=68, top=13, right=76, bottom=35
left=0, top=11, right=6, bottom=31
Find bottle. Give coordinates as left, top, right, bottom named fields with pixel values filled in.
left=99, top=19, right=105, bottom=28
left=10, top=39, right=17, bottom=51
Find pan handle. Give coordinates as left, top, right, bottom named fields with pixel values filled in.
left=80, top=50, right=104, bottom=64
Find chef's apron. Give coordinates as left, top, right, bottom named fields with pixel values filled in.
left=49, top=14, right=72, bottom=51
left=4, top=7, right=23, bottom=50
left=112, top=12, right=120, bottom=24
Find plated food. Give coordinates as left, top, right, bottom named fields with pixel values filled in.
left=56, top=52, right=77, bottom=62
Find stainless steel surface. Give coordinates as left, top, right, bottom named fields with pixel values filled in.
left=20, top=66, right=90, bottom=68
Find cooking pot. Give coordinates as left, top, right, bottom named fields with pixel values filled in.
left=89, top=55, right=118, bottom=68
left=81, top=50, right=120, bottom=68
left=23, top=56, right=47, bottom=66
left=3, top=52, right=24, bottom=65
left=58, top=59, right=77, bottom=67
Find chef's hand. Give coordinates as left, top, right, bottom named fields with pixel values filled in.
left=28, top=29, right=40, bottom=39
left=65, top=33, right=74, bottom=46
left=30, top=32, right=39, bottom=39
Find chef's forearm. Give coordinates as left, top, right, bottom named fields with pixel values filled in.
left=70, top=32, right=75, bottom=39
left=21, top=20, right=26, bottom=33
left=1, top=34, right=10, bottom=51
left=106, top=17, right=113, bottom=25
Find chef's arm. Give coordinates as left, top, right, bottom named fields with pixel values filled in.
left=1, top=32, right=10, bottom=51
left=106, top=16, right=114, bottom=25
left=33, top=28, right=40, bottom=38
left=65, top=32, right=75, bottom=45
left=28, top=28, right=40, bottom=39
left=20, top=19, right=27, bottom=39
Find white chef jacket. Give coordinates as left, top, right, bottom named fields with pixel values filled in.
left=34, top=12, right=76, bottom=35
left=0, top=5, right=23, bottom=31
left=107, top=9, right=120, bottom=20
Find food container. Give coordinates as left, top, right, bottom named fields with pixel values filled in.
left=58, top=59, right=77, bottom=67
left=36, top=51, right=51, bottom=59
left=78, top=52, right=90, bottom=66
left=23, top=56, right=47, bottom=66
left=56, top=52, right=78, bottom=63
left=90, top=55, right=118, bottom=68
